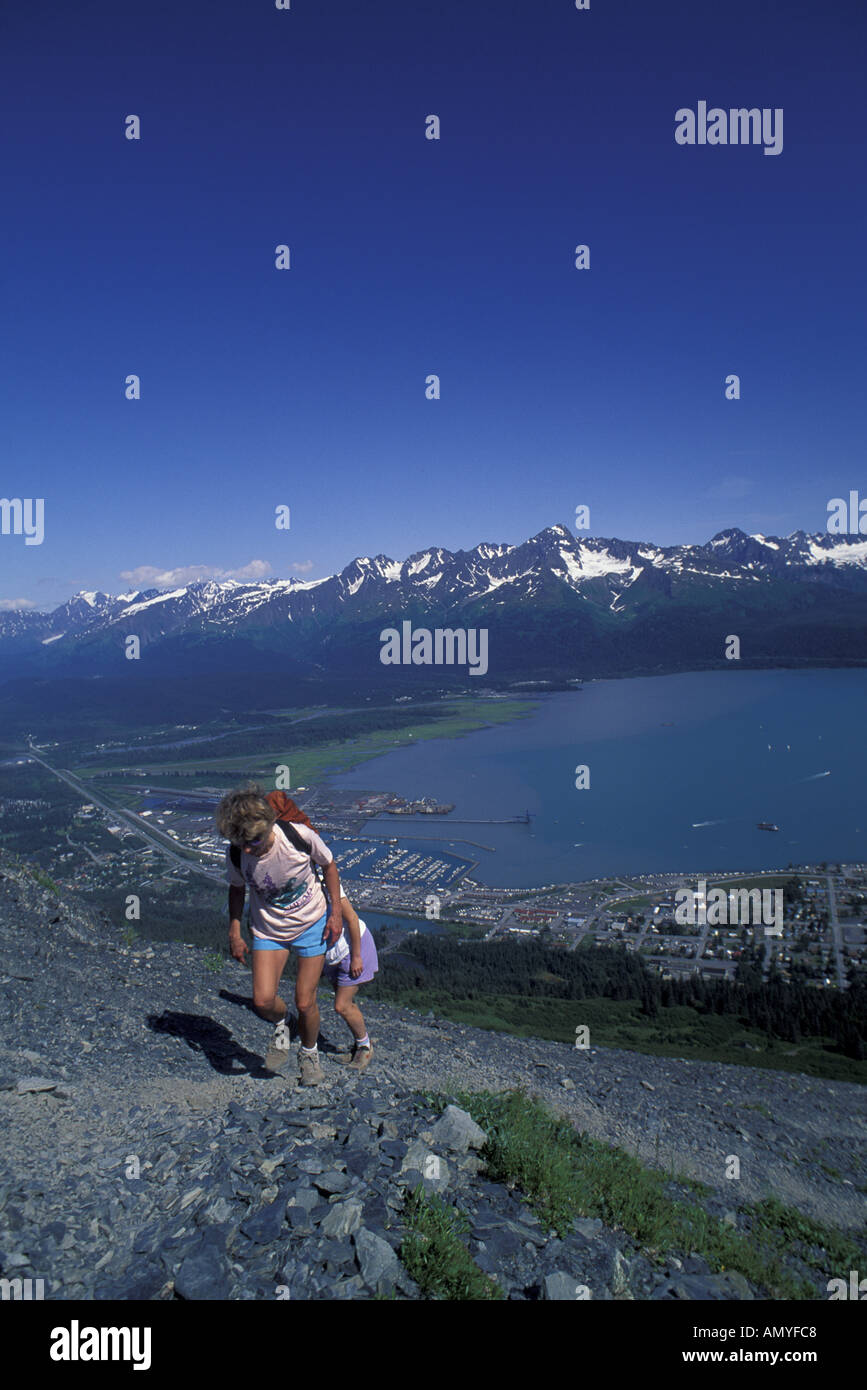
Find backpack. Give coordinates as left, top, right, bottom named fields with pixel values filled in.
left=228, top=790, right=323, bottom=884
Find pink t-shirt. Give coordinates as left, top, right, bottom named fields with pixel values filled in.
left=225, top=822, right=333, bottom=942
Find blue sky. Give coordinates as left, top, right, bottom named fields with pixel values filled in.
left=1, top=0, right=865, bottom=610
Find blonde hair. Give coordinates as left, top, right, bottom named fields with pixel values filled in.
left=215, top=783, right=276, bottom=846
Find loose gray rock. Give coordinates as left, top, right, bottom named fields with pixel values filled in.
left=287, top=1205, right=314, bottom=1233
left=320, top=1200, right=363, bottom=1240
left=174, top=1247, right=231, bottom=1300
left=399, top=1139, right=434, bottom=1174
left=314, top=1171, right=351, bottom=1196
left=544, top=1270, right=587, bottom=1300
left=199, top=1196, right=234, bottom=1226
left=354, top=1227, right=401, bottom=1292
left=240, top=1195, right=288, bottom=1244
left=428, top=1105, right=487, bottom=1154
left=287, top=1185, right=321, bottom=1212
left=573, top=1218, right=604, bottom=1238
left=610, top=1248, right=631, bottom=1297
left=663, top=1272, right=755, bottom=1301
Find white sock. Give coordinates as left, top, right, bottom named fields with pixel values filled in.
left=300, top=1043, right=318, bottom=1056
left=355, top=1034, right=370, bottom=1049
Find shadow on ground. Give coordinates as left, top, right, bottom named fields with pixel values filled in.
left=146, top=1011, right=273, bottom=1077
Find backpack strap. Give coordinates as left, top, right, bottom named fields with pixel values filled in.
left=278, top=820, right=325, bottom=887
left=276, top=819, right=312, bottom=855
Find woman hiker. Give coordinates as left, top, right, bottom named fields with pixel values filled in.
left=216, top=784, right=376, bottom=1082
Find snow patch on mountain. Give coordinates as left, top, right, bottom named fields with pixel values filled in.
left=808, top=538, right=867, bottom=566
left=122, top=588, right=190, bottom=617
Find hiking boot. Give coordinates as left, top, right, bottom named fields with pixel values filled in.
left=299, top=1049, right=325, bottom=1086
left=334, top=1041, right=373, bottom=1071
left=264, top=1022, right=290, bottom=1072
left=350, top=1041, right=372, bottom=1071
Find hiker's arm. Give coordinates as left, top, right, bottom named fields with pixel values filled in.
left=228, top=885, right=248, bottom=961
left=322, top=861, right=343, bottom=945
left=229, top=884, right=245, bottom=931
left=341, top=897, right=363, bottom=955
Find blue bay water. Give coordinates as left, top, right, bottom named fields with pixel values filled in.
left=327, top=670, right=867, bottom=887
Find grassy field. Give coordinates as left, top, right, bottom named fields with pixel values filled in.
left=72, top=698, right=536, bottom=786
left=369, top=988, right=867, bottom=1084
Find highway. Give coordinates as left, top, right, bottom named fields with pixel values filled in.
left=25, top=744, right=224, bottom=884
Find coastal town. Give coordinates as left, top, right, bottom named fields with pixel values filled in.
left=6, top=759, right=865, bottom=993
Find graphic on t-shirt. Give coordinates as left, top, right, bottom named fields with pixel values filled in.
left=246, top=864, right=309, bottom=911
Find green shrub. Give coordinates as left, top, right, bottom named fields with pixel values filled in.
left=414, top=1087, right=864, bottom=1298
left=400, top=1185, right=504, bottom=1300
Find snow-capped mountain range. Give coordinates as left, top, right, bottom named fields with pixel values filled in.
left=3, top=525, right=866, bottom=685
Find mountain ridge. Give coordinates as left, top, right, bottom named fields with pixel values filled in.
left=4, top=525, right=867, bottom=687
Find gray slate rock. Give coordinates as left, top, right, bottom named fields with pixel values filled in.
left=314, top=1171, right=351, bottom=1195
left=428, top=1105, right=487, bottom=1154
left=354, top=1227, right=401, bottom=1293
left=544, top=1270, right=587, bottom=1300
left=174, top=1247, right=232, bottom=1300
left=287, top=1185, right=321, bottom=1212
left=663, top=1272, right=755, bottom=1301
left=573, top=1217, right=604, bottom=1238
left=380, top=1140, right=407, bottom=1161
left=240, top=1195, right=288, bottom=1244
left=199, top=1196, right=234, bottom=1226
left=320, top=1200, right=363, bottom=1239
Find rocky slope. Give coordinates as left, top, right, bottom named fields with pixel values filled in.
left=1, top=850, right=865, bottom=1301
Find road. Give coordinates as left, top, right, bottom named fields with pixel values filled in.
left=25, top=745, right=223, bottom=884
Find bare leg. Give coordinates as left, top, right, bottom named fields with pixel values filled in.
left=251, top=948, right=290, bottom=1023
left=295, top=954, right=325, bottom=1048
left=334, top=983, right=367, bottom=1042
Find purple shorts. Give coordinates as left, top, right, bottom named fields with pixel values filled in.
left=322, top=926, right=379, bottom=987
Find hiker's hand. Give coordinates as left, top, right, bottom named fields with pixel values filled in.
left=349, top=952, right=363, bottom=979
left=230, top=934, right=249, bottom=964
left=324, top=913, right=343, bottom=947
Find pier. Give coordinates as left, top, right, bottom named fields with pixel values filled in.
left=375, top=813, right=531, bottom=827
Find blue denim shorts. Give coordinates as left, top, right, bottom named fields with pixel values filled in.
left=252, top=911, right=328, bottom=957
